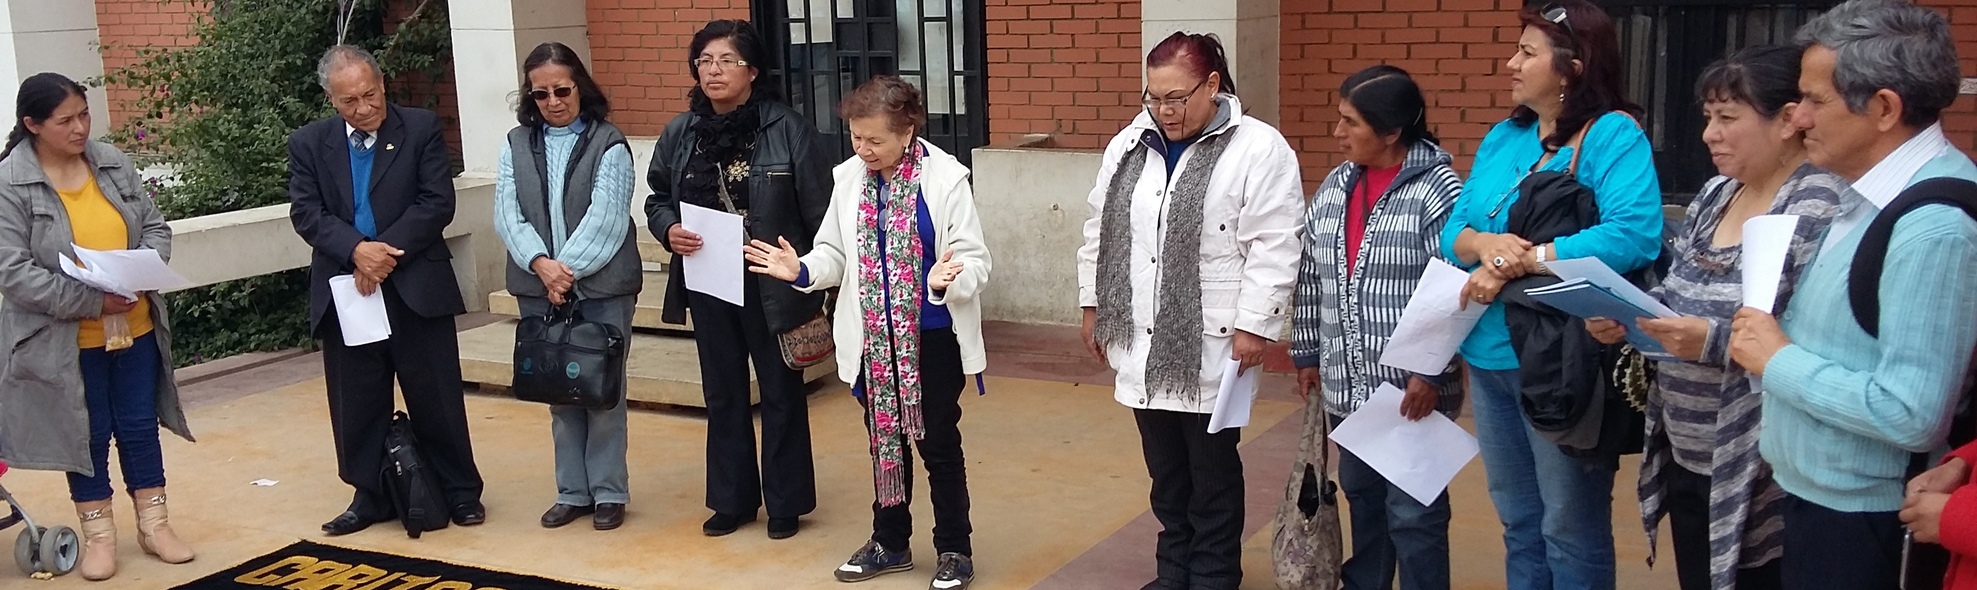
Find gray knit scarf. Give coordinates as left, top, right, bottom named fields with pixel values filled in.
left=1094, top=126, right=1235, bottom=405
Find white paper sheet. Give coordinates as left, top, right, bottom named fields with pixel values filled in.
left=1379, top=259, right=1487, bottom=375
left=1545, top=257, right=1678, bottom=318
left=328, top=275, right=391, bottom=346
left=1329, top=383, right=1480, bottom=505
left=1207, top=359, right=1257, bottom=434
left=1740, top=214, right=1801, bottom=313
left=58, top=245, right=191, bottom=299
left=680, top=203, right=747, bottom=306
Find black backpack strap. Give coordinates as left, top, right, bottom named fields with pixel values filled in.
left=1849, top=177, right=1977, bottom=337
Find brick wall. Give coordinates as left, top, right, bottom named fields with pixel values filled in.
left=1279, top=0, right=1520, bottom=191
left=1926, top=0, right=1977, bottom=155
left=984, top=0, right=1141, bottom=149
left=586, top=0, right=748, bottom=136
left=95, top=0, right=205, bottom=132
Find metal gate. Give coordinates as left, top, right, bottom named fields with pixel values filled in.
left=753, top=0, right=990, bottom=166
left=1598, top=0, right=1838, bottom=203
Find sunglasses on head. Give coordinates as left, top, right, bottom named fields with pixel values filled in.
left=529, top=86, right=575, bottom=101
left=1541, top=3, right=1577, bottom=49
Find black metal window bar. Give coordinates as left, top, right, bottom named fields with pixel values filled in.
left=754, top=0, right=991, bottom=167
left=1596, top=0, right=1837, bottom=204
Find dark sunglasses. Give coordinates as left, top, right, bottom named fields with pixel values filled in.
left=529, top=86, right=575, bottom=101
left=1542, top=4, right=1577, bottom=49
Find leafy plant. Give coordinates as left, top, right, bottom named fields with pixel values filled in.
left=101, top=0, right=452, bottom=366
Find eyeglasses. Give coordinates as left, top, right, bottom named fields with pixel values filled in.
left=1541, top=4, right=1577, bottom=50
left=528, top=86, right=575, bottom=101
left=1142, top=78, right=1209, bottom=113
left=693, top=57, right=749, bottom=71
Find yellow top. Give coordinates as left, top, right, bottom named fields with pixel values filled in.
left=57, top=176, right=152, bottom=348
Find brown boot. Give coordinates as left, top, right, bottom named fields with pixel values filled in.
left=131, top=489, right=194, bottom=564
left=75, top=500, right=117, bottom=581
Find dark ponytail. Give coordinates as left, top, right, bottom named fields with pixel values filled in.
left=1146, top=32, right=1238, bottom=97
left=1, top=73, right=88, bottom=162
left=1341, top=65, right=1437, bottom=147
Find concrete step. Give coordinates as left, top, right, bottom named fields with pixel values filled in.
left=458, top=319, right=837, bottom=408
left=487, top=263, right=690, bottom=332
left=638, top=232, right=668, bottom=265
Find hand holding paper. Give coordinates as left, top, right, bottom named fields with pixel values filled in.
left=1380, top=259, right=1486, bottom=375
left=1207, top=359, right=1258, bottom=434
left=680, top=203, right=746, bottom=306
left=1329, top=383, right=1480, bottom=505
left=1740, top=214, right=1800, bottom=313
left=58, top=244, right=191, bottom=299
left=328, top=275, right=391, bottom=346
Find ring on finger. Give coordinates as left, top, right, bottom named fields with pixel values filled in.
left=1492, top=256, right=1507, bottom=268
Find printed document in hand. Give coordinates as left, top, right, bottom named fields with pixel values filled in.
left=328, top=275, right=391, bottom=346
left=1207, top=359, right=1258, bottom=434
left=1740, top=214, right=1801, bottom=313
left=1329, top=383, right=1480, bottom=505
left=680, top=203, right=746, bottom=306
left=1379, top=259, right=1486, bottom=375
left=58, top=244, right=191, bottom=300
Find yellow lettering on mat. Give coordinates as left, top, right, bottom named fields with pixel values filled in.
left=384, top=574, right=442, bottom=590
left=234, top=556, right=318, bottom=585
left=274, top=560, right=353, bottom=587
left=293, top=563, right=393, bottom=590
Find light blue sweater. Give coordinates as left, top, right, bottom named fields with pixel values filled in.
left=493, top=118, right=635, bottom=279
left=1760, top=149, right=1977, bottom=512
left=1440, top=113, right=1665, bottom=369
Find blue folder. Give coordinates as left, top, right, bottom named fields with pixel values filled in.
left=1522, top=279, right=1678, bottom=361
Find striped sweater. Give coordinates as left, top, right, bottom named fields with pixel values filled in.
left=1636, top=164, right=1844, bottom=589
left=1290, top=140, right=1464, bottom=417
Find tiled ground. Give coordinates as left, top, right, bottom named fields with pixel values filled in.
left=0, top=320, right=1677, bottom=589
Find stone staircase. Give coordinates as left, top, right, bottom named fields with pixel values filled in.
left=457, top=230, right=836, bottom=408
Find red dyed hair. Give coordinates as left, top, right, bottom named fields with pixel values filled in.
left=1511, top=0, right=1642, bottom=147
left=1144, top=32, right=1237, bottom=96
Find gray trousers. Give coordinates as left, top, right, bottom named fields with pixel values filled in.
left=518, top=294, right=634, bottom=506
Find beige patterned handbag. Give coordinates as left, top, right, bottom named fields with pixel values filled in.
left=1271, top=390, right=1344, bottom=590
left=778, top=310, right=834, bottom=370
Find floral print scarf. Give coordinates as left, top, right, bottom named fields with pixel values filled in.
left=858, top=142, right=926, bottom=507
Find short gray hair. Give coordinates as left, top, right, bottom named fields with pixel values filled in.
left=317, top=45, right=382, bottom=92
left=1795, top=0, right=1959, bottom=128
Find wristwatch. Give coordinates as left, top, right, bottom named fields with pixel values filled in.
left=1533, top=244, right=1552, bottom=275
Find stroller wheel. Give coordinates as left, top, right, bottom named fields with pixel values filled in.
left=13, top=527, right=35, bottom=575
left=38, top=526, right=76, bottom=575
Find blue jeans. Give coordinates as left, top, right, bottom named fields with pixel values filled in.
left=1467, top=366, right=1617, bottom=590
left=66, top=332, right=167, bottom=503
left=1332, top=414, right=1452, bottom=590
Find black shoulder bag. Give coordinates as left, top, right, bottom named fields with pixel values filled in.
left=512, top=301, right=627, bottom=410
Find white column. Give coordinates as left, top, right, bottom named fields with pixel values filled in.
left=0, top=0, right=110, bottom=138
left=447, top=0, right=590, bottom=176
left=1140, top=0, right=1280, bottom=127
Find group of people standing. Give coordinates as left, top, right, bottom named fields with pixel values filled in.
left=1250, top=0, right=1977, bottom=589
left=6, top=0, right=1977, bottom=590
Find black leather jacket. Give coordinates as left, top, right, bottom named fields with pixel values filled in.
left=643, top=99, right=833, bottom=334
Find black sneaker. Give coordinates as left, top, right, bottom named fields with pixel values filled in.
left=834, top=539, right=913, bottom=582
left=930, top=553, right=973, bottom=590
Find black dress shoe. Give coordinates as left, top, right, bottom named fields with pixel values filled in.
left=593, top=503, right=625, bottom=531
left=451, top=502, right=487, bottom=526
left=540, top=503, right=593, bottom=529
left=322, top=511, right=380, bottom=536
left=701, top=512, right=756, bottom=536
left=766, top=516, right=799, bottom=540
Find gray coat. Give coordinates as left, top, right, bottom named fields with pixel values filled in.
left=0, top=139, right=186, bottom=476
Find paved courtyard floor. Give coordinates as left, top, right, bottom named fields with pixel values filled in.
left=0, top=320, right=1677, bottom=589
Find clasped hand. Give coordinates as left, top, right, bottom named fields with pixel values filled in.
left=351, top=241, right=405, bottom=296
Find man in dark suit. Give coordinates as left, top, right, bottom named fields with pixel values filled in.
left=287, top=45, right=486, bottom=536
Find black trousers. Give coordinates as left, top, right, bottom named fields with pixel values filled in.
left=1780, top=492, right=1903, bottom=590
left=321, top=284, right=483, bottom=517
left=866, top=329, right=972, bottom=557
left=1665, top=464, right=1781, bottom=590
left=1135, top=408, right=1244, bottom=590
left=687, top=281, right=816, bottom=518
